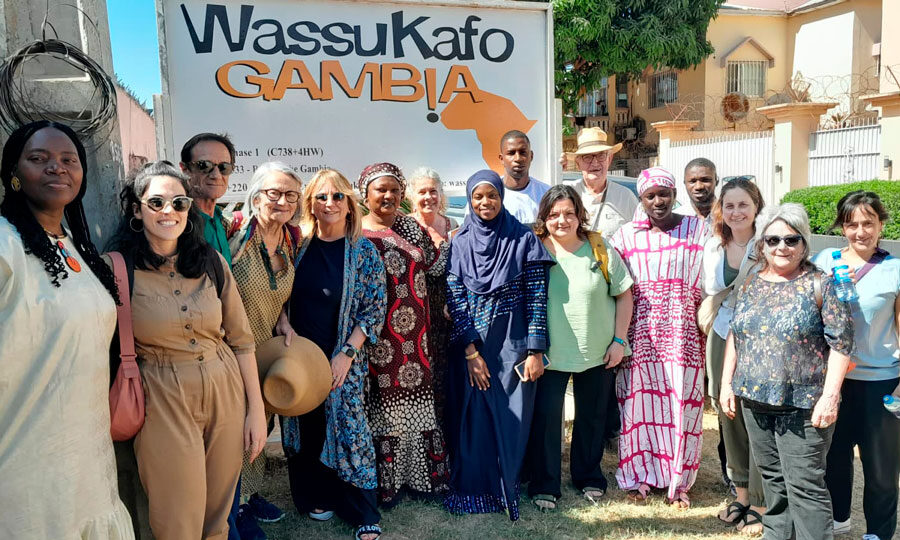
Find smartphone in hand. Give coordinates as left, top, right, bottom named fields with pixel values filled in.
left=514, top=354, right=551, bottom=382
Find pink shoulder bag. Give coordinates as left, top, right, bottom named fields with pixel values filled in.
left=108, top=251, right=145, bottom=441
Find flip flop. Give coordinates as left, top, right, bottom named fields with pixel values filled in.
left=582, top=486, right=605, bottom=504
left=737, top=509, right=763, bottom=536
left=354, top=524, right=382, bottom=540
left=718, top=500, right=749, bottom=524
left=308, top=509, right=334, bottom=521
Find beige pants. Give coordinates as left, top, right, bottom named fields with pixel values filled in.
left=135, top=349, right=245, bottom=540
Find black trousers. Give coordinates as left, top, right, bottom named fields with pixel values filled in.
left=743, top=401, right=834, bottom=540
left=826, top=377, right=900, bottom=540
left=284, top=402, right=380, bottom=528
left=526, top=365, right=615, bottom=499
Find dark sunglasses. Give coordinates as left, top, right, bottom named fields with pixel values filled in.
left=314, top=192, right=346, bottom=203
left=188, top=160, right=234, bottom=176
left=261, top=188, right=300, bottom=203
left=142, top=195, right=193, bottom=212
left=763, top=234, right=803, bottom=248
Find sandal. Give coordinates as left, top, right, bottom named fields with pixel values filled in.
left=308, top=509, right=334, bottom=521
left=627, top=483, right=651, bottom=502
left=667, top=491, right=691, bottom=509
left=582, top=486, right=605, bottom=504
left=531, top=494, right=557, bottom=512
left=717, top=500, right=749, bottom=524
left=354, top=524, right=382, bottom=540
left=737, top=509, right=763, bottom=536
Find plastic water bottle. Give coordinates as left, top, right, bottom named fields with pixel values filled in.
left=831, top=250, right=859, bottom=302
left=883, top=395, right=900, bottom=419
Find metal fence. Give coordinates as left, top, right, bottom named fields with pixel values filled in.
left=666, top=131, right=775, bottom=205
left=808, top=123, right=881, bottom=186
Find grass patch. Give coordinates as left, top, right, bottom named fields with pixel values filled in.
left=256, top=412, right=888, bottom=539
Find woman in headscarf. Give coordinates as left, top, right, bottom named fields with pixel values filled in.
left=443, top=170, right=554, bottom=521
left=357, top=162, right=449, bottom=506
left=609, top=167, right=708, bottom=508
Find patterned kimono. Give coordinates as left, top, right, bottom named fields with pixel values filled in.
left=282, top=236, right=387, bottom=489
left=609, top=215, right=707, bottom=499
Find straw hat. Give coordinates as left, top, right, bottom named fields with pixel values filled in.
left=568, top=127, right=623, bottom=156
left=255, top=336, right=332, bottom=416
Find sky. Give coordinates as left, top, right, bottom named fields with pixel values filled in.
left=107, top=0, right=161, bottom=109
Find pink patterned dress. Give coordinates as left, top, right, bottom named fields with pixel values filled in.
left=609, top=215, right=707, bottom=499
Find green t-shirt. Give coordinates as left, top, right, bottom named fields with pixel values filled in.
left=201, top=205, right=232, bottom=266
left=546, top=241, right=633, bottom=372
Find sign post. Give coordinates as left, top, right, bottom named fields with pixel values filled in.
left=155, top=0, right=555, bottom=200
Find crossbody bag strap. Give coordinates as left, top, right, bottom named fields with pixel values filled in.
left=813, top=272, right=823, bottom=309
left=723, top=248, right=758, bottom=309
left=108, top=252, right=139, bottom=379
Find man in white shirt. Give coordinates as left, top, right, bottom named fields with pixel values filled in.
left=563, top=127, right=638, bottom=238
left=497, top=130, right=550, bottom=224
left=674, top=157, right=718, bottom=226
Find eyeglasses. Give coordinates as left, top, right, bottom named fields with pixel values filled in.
left=763, top=234, right=803, bottom=248
left=577, top=152, right=609, bottom=164
left=187, top=160, right=235, bottom=176
left=314, top=192, right=347, bottom=203
left=261, top=188, right=300, bottom=203
left=142, top=196, right=193, bottom=213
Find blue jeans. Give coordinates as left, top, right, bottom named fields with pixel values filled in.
left=227, top=477, right=241, bottom=540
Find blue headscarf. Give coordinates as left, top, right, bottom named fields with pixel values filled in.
left=449, top=170, right=553, bottom=295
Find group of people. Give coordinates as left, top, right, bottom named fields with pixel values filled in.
left=1, top=120, right=897, bottom=540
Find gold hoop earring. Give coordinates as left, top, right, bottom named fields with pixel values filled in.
left=10, top=176, right=21, bottom=191
left=185, top=220, right=194, bottom=234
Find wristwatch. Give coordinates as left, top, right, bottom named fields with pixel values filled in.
left=340, top=343, right=359, bottom=359
left=612, top=336, right=627, bottom=348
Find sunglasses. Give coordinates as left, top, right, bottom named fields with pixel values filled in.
left=262, top=188, right=300, bottom=203
left=314, top=192, right=347, bottom=203
left=142, top=195, right=193, bottom=213
left=187, top=160, right=234, bottom=176
left=763, top=234, right=803, bottom=248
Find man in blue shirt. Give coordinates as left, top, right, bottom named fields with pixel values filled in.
left=179, top=133, right=236, bottom=265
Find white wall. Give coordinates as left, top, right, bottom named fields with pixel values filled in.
left=792, top=11, right=854, bottom=112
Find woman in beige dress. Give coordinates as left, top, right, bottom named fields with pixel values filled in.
left=0, top=121, right=134, bottom=539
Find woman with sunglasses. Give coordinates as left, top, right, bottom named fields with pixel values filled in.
left=357, top=162, right=450, bottom=506
left=105, top=161, right=267, bottom=540
left=277, top=169, right=387, bottom=540
left=720, top=203, right=854, bottom=540
left=812, top=192, right=900, bottom=540
left=227, top=161, right=303, bottom=535
left=0, top=121, right=133, bottom=538
left=702, top=179, right=767, bottom=534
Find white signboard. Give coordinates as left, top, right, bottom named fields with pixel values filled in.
left=156, top=0, right=555, bottom=201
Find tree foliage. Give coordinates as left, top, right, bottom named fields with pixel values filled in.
left=523, top=0, right=724, bottom=114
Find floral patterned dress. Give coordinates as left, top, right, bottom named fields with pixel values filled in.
left=363, top=214, right=450, bottom=505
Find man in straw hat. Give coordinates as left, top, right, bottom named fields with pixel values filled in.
left=563, top=127, right=638, bottom=238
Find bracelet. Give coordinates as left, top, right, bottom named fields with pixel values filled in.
left=612, top=336, right=627, bottom=348
left=340, top=343, right=359, bottom=359
left=465, top=351, right=480, bottom=360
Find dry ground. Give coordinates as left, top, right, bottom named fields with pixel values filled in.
left=255, top=412, right=891, bottom=540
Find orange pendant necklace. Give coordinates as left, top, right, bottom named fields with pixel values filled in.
left=46, top=229, right=81, bottom=273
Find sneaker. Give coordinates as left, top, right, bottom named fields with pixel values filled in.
left=833, top=518, right=852, bottom=535
left=861, top=535, right=880, bottom=540
left=248, top=493, right=285, bottom=523
left=236, top=505, right=266, bottom=540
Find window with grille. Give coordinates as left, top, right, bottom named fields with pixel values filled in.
left=616, top=77, right=629, bottom=107
left=726, top=61, right=767, bottom=97
left=648, top=71, right=678, bottom=109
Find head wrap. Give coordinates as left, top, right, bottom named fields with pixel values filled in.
left=448, top=170, right=554, bottom=295
left=357, top=162, right=405, bottom=199
left=632, top=166, right=678, bottom=229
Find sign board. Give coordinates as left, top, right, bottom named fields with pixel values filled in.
left=155, top=0, right=555, bottom=201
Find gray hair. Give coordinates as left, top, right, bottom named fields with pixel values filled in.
left=754, top=202, right=812, bottom=269
left=407, top=167, right=447, bottom=214
left=243, top=161, right=303, bottom=224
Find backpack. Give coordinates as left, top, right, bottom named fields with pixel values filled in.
left=586, top=231, right=611, bottom=284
